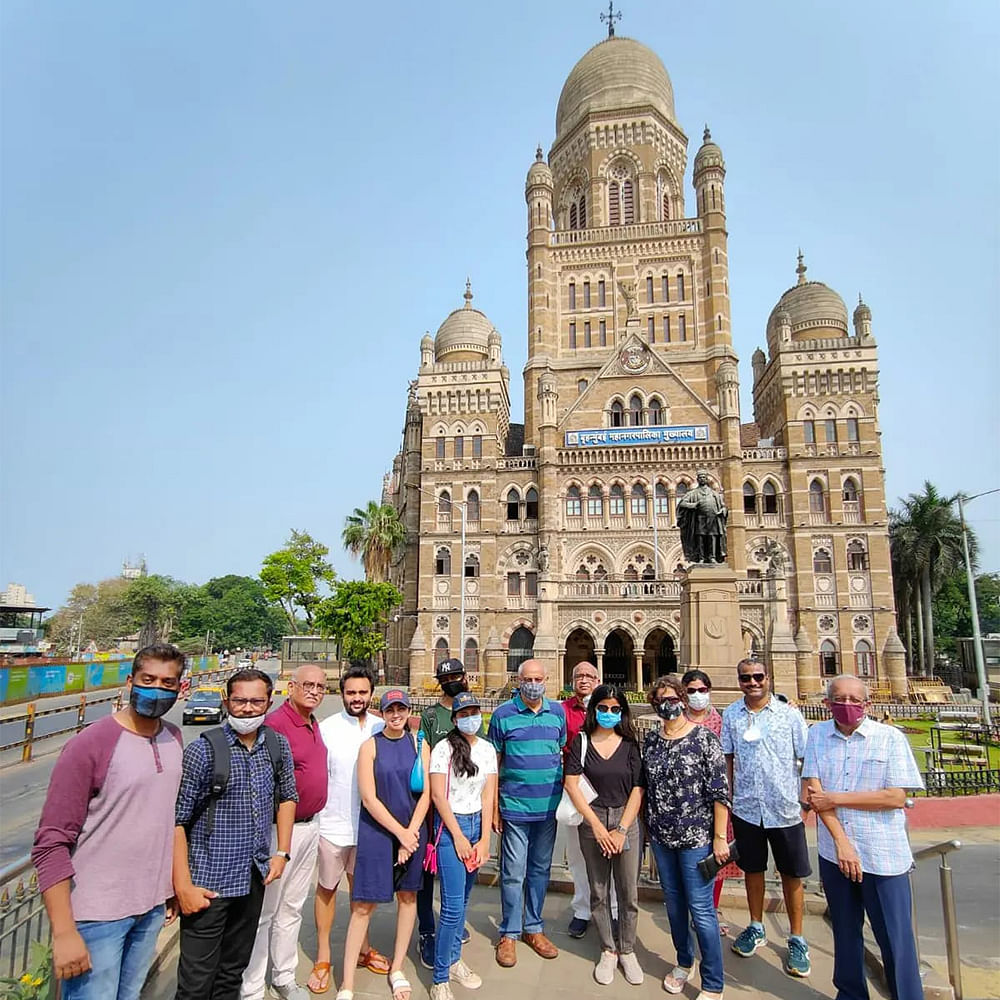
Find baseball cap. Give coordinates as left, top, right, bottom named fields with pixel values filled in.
left=380, top=689, right=411, bottom=711
left=450, top=691, right=481, bottom=716
left=435, top=657, right=466, bottom=679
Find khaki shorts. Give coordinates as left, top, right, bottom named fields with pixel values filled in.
left=317, top=838, right=357, bottom=890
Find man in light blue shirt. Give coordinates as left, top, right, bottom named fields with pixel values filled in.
left=802, top=674, right=924, bottom=1000
left=721, top=660, right=811, bottom=978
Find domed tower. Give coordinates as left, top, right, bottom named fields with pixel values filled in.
left=434, top=280, right=496, bottom=363
left=853, top=294, right=873, bottom=340
left=693, top=126, right=732, bottom=356
left=524, top=148, right=554, bottom=444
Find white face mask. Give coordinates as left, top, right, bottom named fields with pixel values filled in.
left=687, top=691, right=711, bottom=712
left=456, top=714, right=482, bottom=735
left=229, top=713, right=266, bottom=735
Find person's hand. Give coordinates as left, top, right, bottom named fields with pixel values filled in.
left=264, top=855, right=288, bottom=885
left=807, top=788, right=839, bottom=813
left=164, top=896, right=179, bottom=925
left=177, top=884, right=218, bottom=916
left=398, top=826, right=420, bottom=854
left=52, top=928, right=91, bottom=981
left=397, top=844, right=413, bottom=866
left=712, top=835, right=730, bottom=865
left=591, top=820, right=616, bottom=856
left=454, top=834, right=474, bottom=860
left=835, top=836, right=863, bottom=883
left=492, top=811, right=504, bottom=835
left=476, top=838, right=491, bottom=865
left=607, top=829, right=627, bottom=855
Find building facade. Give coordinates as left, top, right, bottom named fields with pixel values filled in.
left=383, top=34, right=906, bottom=699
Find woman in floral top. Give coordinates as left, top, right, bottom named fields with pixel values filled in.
left=643, top=674, right=730, bottom=1000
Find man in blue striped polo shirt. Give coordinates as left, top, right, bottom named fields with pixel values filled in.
left=488, top=659, right=567, bottom=968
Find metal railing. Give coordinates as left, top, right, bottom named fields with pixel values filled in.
left=0, top=855, right=50, bottom=985
left=911, top=839, right=963, bottom=1000
left=1, top=693, right=121, bottom=760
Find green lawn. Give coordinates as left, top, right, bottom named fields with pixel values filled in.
left=895, top=718, right=1000, bottom=771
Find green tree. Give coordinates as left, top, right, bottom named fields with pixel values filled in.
left=176, top=575, right=288, bottom=650
left=44, top=578, right=134, bottom=652
left=314, top=580, right=403, bottom=662
left=126, top=575, right=190, bottom=647
left=342, top=501, right=406, bottom=583
left=260, top=530, right=336, bottom=633
left=932, top=571, right=1000, bottom=656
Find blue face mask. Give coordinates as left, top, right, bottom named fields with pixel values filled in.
left=520, top=680, right=546, bottom=701
left=595, top=709, right=620, bottom=730
left=130, top=684, right=178, bottom=719
left=456, top=714, right=482, bottom=735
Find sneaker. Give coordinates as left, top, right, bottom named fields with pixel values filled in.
left=461, top=925, right=472, bottom=945
left=731, top=923, right=767, bottom=958
left=449, top=959, right=482, bottom=990
left=567, top=916, right=589, bottom=939
left=785, top=937, right=811, bottom=977
left=594, top=951, right=617, bottom=986
left=618, top=952, right=644, bottom=986
left=270, top=984, right=309, bottom=1000
left=430, top=984, right=455, bottom=1000
left=420, top=933, right=436, bottom=970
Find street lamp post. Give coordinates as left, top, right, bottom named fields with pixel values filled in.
left=956, top=488, right=999, bottom=727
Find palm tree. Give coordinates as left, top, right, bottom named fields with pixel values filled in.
left=342, top=501, right=407, bottom=583
left=889, top=483, right=973, bottom=676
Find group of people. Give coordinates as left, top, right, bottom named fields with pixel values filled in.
left=32, top=642, right=927, bottom=1000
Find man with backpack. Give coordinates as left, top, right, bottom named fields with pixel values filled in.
left=174, top=668, right=298, bottom=1000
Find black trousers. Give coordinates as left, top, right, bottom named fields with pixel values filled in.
left=175, top=868, right=265, bottom=1000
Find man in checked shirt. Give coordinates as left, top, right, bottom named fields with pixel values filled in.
left=802, top=675, right=925, bottom=1000
left=174, top=669, right=298, bottom=1000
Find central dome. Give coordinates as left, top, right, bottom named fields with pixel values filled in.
left=555, top=36, right=676, bottom=142
left=434, top=281, right=497, bottom=361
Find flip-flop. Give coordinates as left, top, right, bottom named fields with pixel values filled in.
left=308, top=961, right=332, bottom=994
left=357, top=948, right=391, bottom=975
left=388, top=970, right=411, bottom=1000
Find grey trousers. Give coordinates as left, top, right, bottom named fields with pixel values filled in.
left=577, top=804, right=641, bottom=954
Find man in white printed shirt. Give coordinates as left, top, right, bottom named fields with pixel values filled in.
left=802, top=675, right=924, bottom=1000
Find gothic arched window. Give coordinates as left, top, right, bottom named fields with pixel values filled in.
left=762, top=480, right=779, bottom=514
left=608, top=163, right=635, bottom=225
left=629, top=394, right=643, bottom=426
left=813, top=548, right=833, bottom=574
left=648, top=397, right=663, bottom=425
left=466, top=490, right=480, bottom=523
left=565, top=485, right=582, bottom=517
left=610, top=401, right=624, bottom=427
left=630, top=484, right=647, bottom=516
left=847, top=540, right=868, bottom=572
left=525, top=487, right=539, bottom=520
left=743, top=482, right=757, bottom=515
left=809, top=479, right=826, bottom=514
left=609, top=484, right=625, bottom=516
left=435, top=547, right=451, bottom=575
left=505, top=488, right=520, bottom=521
left=587, top=485, right=603, bottom=517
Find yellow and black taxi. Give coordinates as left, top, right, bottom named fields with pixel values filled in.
left=182, top=687, right=227, bottom=726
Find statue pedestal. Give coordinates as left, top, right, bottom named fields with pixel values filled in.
left=679, top=565, right=743, bottom=674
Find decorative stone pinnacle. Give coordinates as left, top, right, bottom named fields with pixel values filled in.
left=535, top=145, right=543, bottom=161
left=796, top=249, right=807, bottom=285
left=464, top=278, right=473, bottom=307
left=703, top=125, right=711, bottom=142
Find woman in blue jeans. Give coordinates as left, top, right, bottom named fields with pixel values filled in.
left=428, top=691, right=497, bottom=1000
left=643, top=674, right=730, bottom=1000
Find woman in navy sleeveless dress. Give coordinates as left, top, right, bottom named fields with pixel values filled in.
left=338, top=690, right=430, bottom=1000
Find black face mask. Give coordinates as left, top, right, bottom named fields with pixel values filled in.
left=655, top=699, right=684, bottom=721
left=441, top=679, right=467, bottom=698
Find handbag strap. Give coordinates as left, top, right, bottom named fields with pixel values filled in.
left=432, top=758, right=452, bottom=848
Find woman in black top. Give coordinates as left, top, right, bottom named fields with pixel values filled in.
left=564, top=683, right=645, bottom=987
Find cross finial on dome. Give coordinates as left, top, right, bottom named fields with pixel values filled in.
left=703, top=125, right=712, bottom=142
left=535, top=145, right=543, bottom=161
left=858, top=292, right=864, bottom=305
left=796, top=248, right=807, bottom=286
left=600, top=0, right=622, bottom=37
left=464, top=278, right=473, bottom=307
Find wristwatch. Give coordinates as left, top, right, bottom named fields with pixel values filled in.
left=614, top=825, right=627, bottom=835
left=275, top=851, right=291, bottom=861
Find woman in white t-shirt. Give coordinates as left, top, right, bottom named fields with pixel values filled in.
left=428, top=691, right=497, bottom=1000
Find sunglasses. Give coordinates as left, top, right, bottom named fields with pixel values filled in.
left=655, top=696, right=683, bottom=705
left=595, top=704, right=622, bottom=714
left=738, top=673, right=767, bottom=684
left=686, top=686, right=709, bottom=694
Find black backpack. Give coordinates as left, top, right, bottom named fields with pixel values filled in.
left=193, top=726, right=284, bottom=837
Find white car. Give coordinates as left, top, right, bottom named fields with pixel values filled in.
left=238, top=658, right=253, bottom=669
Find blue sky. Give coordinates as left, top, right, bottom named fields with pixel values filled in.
left=2, top=0, right=998, bottom=610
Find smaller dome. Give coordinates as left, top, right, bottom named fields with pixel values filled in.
left=752, top=347, right=766, bottom=366
left=854, top=294, right=871, bottom=322
left=488, top=329, right=501, bottom=346
left=766, top=252, right=848, bottom=345
left=434, top=280, right=497, bottom=361
left=420, top=333, right=433, bottom=349
left=526, top=146, right=553, bottom=190
left=694, top=126, right=725, bottom=175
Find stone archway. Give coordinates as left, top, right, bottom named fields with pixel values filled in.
left=507, top=626, right=535, bottom=674
left=642, top=628, right=677, bottom=688
left=604, top=629, right=635, bottom=688
left=564, top=628, right=596, bottom=686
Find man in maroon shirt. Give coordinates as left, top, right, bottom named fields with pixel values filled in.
left=241, top=664, right=329, bottom=1000
left=561, top=661, right=598, bottom=938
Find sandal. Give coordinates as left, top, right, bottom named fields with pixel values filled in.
left=357, top=948, right=391, bottom=975
left=388, top=970, right=412, bottom=1000
left=308, top=961, right=332, bottom=994
left=663, top=966, right=693, bottom=994
left=335, top=992, right=353, bottom=1000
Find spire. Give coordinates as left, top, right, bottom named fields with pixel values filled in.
left=600, top=0, right=621, bottom=37
left=796, top=248, right=807, bottom=286
left=703, top=124, right=711, bottom=142
left=535, top=145, right=543, bottom=161
left=463, top=278, right=473, bottom=308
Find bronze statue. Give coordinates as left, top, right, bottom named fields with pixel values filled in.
left=617, top=279, right=637, bottom=320
left=677, top=470, right=728, bottom=563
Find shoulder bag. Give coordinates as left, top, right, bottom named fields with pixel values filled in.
left=555, top=731, right=598, bottom=827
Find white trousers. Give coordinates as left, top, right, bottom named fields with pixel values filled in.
left=563, top=819, right=618, bottom=922
left=241, top=818, right=320, bottom=997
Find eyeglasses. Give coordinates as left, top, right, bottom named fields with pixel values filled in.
left=229, top=697, right=269, bottom=710
left=738, top=673, right=766, bottom=684
left=830, top=696, right=865, bottom=705
left=595, top=704, right=622, bottom=715
left=574, top=673, right=599, bottom=682
left=295, top=682, right=327, bottom=693
left=655, top=696, right=683, bottom=706
left=686, top=686, right=709, bottom=694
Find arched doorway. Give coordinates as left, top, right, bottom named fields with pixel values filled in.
left=603, top=629, right=635, bottom=688
left=564, top=628, right=596, bottom=685
left=642, top=628, right=676, bottom=687
left=507, top=626, right=535, bottom=674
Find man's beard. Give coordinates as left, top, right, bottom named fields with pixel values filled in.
left=345, top=700, right=369, bottom=717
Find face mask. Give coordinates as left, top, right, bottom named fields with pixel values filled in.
left=130, top=684, right=178, bottom=719
left=655, top=700, right=684, bottom=721
left=829, top=701, right=867, bottom=728
left=743, top=716, right=762, bottom=742
left=595, top=709, right=620, bottom=730
left=229, top=713, right=266, bottom=735
left=441, top=679, right=467, bottom=698
left=456, top=714, right=482, bottom=735
left=687, top=691, right=711, bottom=712
left=520, top=680, right=546, bottom=701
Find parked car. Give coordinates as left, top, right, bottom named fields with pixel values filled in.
left=238, top=658, right=253, bottom=669
left=182, top=689, right=227, bottom=726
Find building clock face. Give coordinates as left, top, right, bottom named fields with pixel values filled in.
left=620, top=345, right=648, bottom=373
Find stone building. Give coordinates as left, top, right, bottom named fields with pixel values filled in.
left=382, top=33, right=906, bottom=700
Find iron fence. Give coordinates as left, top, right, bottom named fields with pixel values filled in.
left=0, top=856, right=51, bottom=987
left=917, top=768, right=1000, bottom=796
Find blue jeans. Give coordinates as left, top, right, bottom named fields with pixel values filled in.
left=62, top=904, right=165, bottom=1000
left=499, top=816, right=557, bottom=938
left=650, top=841, right=724, bottom=994
left=433, top=812, right=481, bottom=984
